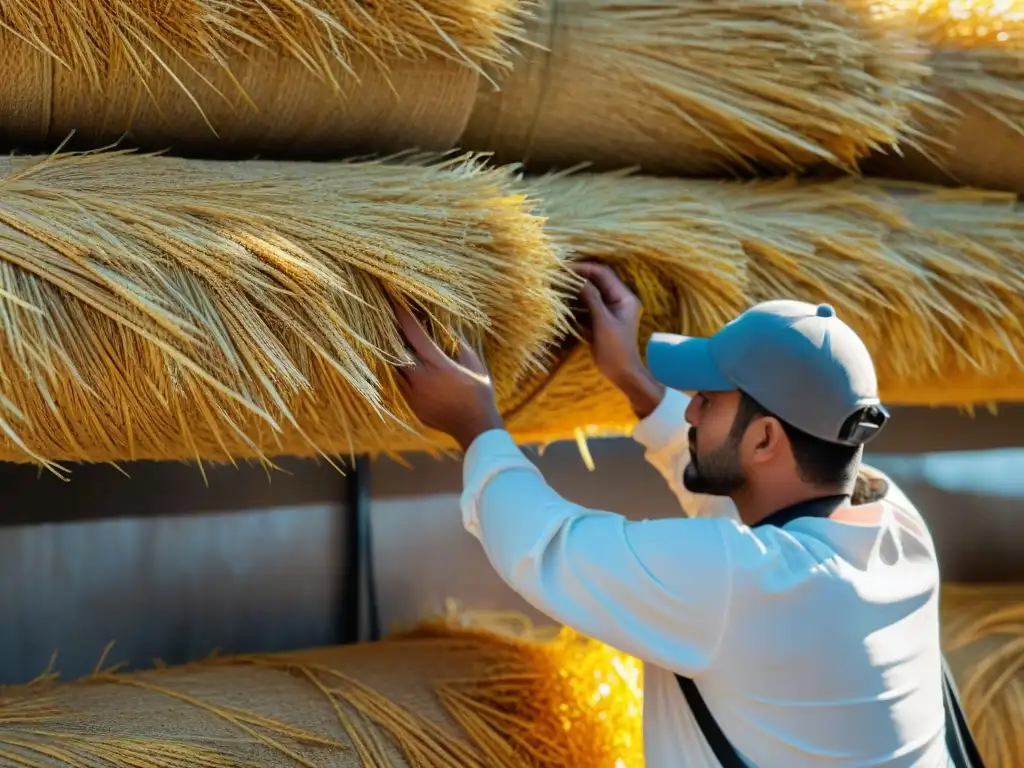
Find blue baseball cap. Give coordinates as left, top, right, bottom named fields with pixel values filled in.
left=646, top=300, right=886, bottom=446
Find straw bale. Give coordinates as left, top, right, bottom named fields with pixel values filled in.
left=0, top=629, right=639, bottom=768
left=0, top=1, right=525, bottom=83
left=459, top=0, right=931, bottom=176
left=0, top=0, right=528, bottom=158
left=0, top=149, right=571, bottom=473
left=941, top=583, right=1024, bottom=767
left=0, top=34, right=480, bottom=160
left=505, top=173, right=1024, bottom=444
left=864, top=3, right=1024, bottom=192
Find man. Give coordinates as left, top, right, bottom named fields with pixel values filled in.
left=394, top=263, right=948, bottom=766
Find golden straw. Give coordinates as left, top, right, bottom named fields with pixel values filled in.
left=504, top=172, right=1024, bottom=444
left=0, top=148, right=571, bottom=473
left=461, top=0, right=931, bottom=176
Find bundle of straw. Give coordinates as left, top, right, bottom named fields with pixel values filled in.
left=0, top=628, right=640, bottom=767
left=0, top=149, right=570, bottom=473
left=865, top=1, right=1024, bottom=192
left=459, top=0, right=931, bottom=176
left=941, top=583, right=1024, bottom=767
left=504, top=172, right=1024, bottom=445
left=0, top=0, right=526, bottom=157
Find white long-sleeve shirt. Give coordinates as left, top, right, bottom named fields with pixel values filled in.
left=461, top=387, right=948, bottom=767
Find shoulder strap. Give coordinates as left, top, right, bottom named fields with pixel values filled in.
left=674, top=495, right=986, bottom=767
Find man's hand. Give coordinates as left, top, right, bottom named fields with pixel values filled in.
left=574, top=262, right=665, bottom=419
left=394, top=303, right=504, bottom=451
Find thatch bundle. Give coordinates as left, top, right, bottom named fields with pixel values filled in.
left=2, top=154, right=1024, bottom=469
left=0, top=149, right=570, bottom=473
left=865, top=2, right=1024, bottom=192
left=941, top=583, right=1024, bottom=767
left=460, top=0, right=930, bottom=176
left=0, top=0, right=931, bottom=175
left=0, top=0, right=526, bottom=157
left=0, top=626, right=640, bottom=767
left=505, top=172, right=1024, bottom=444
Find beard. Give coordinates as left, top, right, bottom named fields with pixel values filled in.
left=683, top=427, right=747, bottom=496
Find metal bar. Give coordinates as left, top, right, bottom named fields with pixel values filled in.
left=340, top=455, right=379, bottom=643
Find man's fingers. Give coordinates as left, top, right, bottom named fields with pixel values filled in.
left=456, top=339, right=490, bottom=376
left=572, top=262, right=636, bottom=307
left=579, top=280, right=613, bottom=325
left=393, top=302, right=449, bottom=366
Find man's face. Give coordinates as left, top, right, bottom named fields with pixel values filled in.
left=683, top=391, right=748, bottom=496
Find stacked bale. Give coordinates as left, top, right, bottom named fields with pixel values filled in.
left=0, top=628, right=640, bottom=768
left=865, top=1, right=1024, bottom=192
left=2, top=151, right=1022, bottom=469
left=0, top=1, right=525, bottom=157
left=0, top=0, right=931, bottom=176
left=0, top=150, right=572, bottom=472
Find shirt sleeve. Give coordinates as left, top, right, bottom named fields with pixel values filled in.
left=631, top=387, right=740, bottom=522
left=461, top=429, right=734, bottom=674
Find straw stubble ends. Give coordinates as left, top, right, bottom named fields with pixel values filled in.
left=0, top=151, right=566, bottom=470
left=460, top=0, right=932, bottom=175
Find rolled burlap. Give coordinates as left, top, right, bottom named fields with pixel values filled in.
left=0, top=34, right=479, bottom=159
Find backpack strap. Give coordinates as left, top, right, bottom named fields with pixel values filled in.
left=674, top=494, right=986, bottom=767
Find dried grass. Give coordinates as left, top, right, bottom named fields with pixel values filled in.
left=504, top=172, right=1024, bottom=444
left=0, top=631, right=639, bottom=768
left=0, top=148, right=571, bottom=474
left=460, top=0, right=932, bottom=176
left=864, top=0, right=1024, bottom=190
left=0, top=0, right=527, bottom=90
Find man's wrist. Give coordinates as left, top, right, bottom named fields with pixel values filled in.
left=452, top=410, right=506, bottom=452
left=613, top=365, right=666, bottom=420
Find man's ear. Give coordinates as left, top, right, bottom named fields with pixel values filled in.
left=747, top=416, right=785, bottom=464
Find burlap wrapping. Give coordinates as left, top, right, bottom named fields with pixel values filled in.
left=0, top=34, right=478, bottom=159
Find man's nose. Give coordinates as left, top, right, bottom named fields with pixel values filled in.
left=684, top=396, right=700, bottom=427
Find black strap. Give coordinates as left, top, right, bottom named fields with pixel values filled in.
left=675, top=495, right=986, bottom=767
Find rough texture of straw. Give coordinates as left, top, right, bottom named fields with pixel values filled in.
left=0, top=628, right=639, bottom=768
left=3, top=158, right=1024, bottom=469
left=0, top=150, right=571, bottom=473
left=460, top=0, right=931, bottom=176
left=504, top=172, right=1024, bottom=444
left=0, top=33, right=481, bottom=160
left=0, top=0, right=528, bottom=158
left=864, top=3, right=1024, bottom=192
left=941, top=583, right=1024, bottom=767
left=0, top=1, right=525, bottom=83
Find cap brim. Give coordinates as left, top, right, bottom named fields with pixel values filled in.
left=646, top=333, right=735, bottom=393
